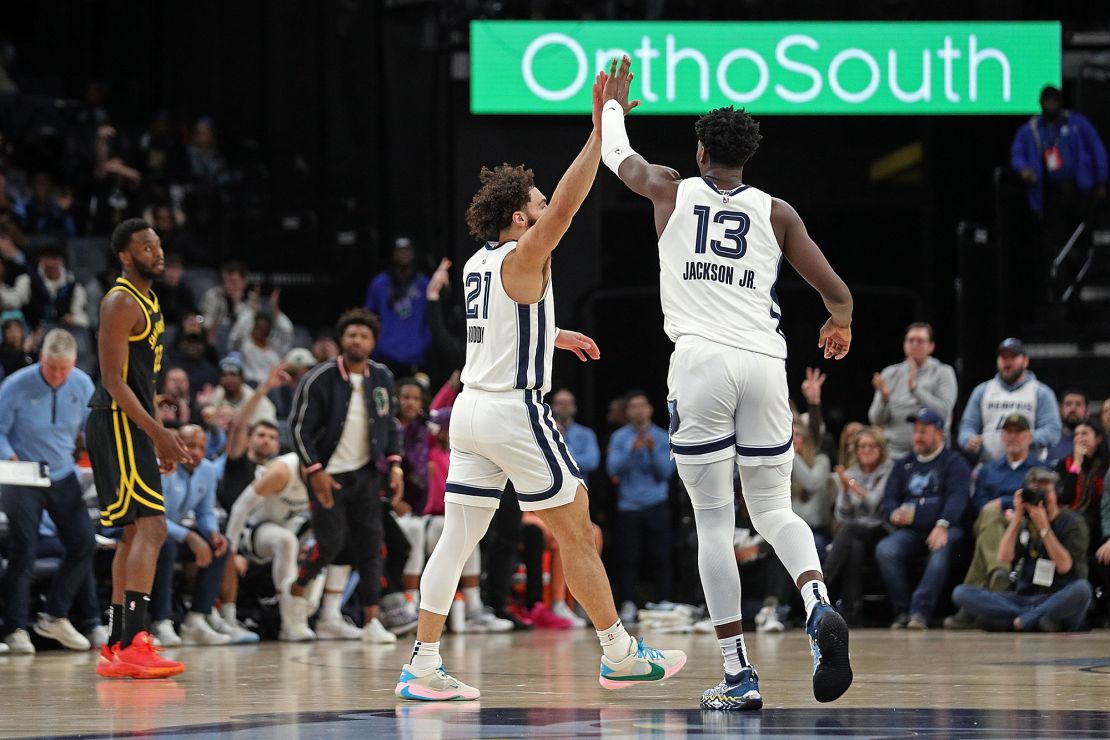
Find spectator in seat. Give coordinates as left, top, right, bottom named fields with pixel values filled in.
left=606, top=390, right=674, bottom=625
left=208, top=353, right=277, bottom=427
left=1048, top=389, right=1090, bottom=466
left=1100, top=400, right=1110, bottom=438
left=25, top=246, right=90, bottom=328
left=959, top=338, right=1061, bottom=465
left=15, top=172, right=76, bottom=238
left=1054, top=419, right=1107, bottom=564
left=0, top=312, right=32, bottom=377
left=363, top=237, right=430, bottom=377
left=155, top=251, right=198, bottom=325
left=201, top=261, right=249, bottom=341
left=166, top=315, right=220, bottom=393
left=946, top=413, right=1042, bottom=629
left=953, top=468, right=1092, bottom=632
left=869, top=322, right=958, bottom=457
left=825, top=427, right=894, bottom=623
left=149, top=425, right=233, bottom=647
left=228, top=288, right=294, bottom=387
left=790, top=421, right=834, bottom=557
left=312, top=332, right=339, bottom=364
left=876, top=408, right=971, bottom=629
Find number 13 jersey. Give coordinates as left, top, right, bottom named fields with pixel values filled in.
left=458, top=241, right=556, bottom=394
left=658, top=178, right=787, bottom=360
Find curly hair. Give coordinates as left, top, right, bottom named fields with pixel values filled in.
left=465, top=164, right=535, bottom=242
left=336, top=307, right=381, bottom=340
left=694, top=107, right=762, bottom=168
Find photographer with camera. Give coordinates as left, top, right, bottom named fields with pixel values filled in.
left=952, top=468, right=1092, bottom=632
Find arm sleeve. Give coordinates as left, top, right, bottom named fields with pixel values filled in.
left=1032, top=384, right=1062, bottom=451
left=228, top=307, right=255, bottom=352
left=289, top=368, right=323, bottom=469
left=940, top=456, right=971, bottom=525
left=271, top=312, right=295, bottom=356
left=225, top=485, right=262, bottom=553
left=0, top=383, right=17, bottom=460
left=606, top=429, right=632, bottom=477
left=651, top=430, right=674, bottom=480
left=575, top=428, right=601, bottom=476
left=880, top=462, right=905, bottom=519
left=913, top=364, right=958, bottom=417
left=958, top=384, right=986, bottom=450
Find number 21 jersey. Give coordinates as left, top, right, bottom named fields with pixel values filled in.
left=658, top=178, right=787, bottom=360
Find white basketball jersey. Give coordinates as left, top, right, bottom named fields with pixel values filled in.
left=458, top=241, right=556, bottom=394
left=979, top=378, right=1041, bottom=462
left=658, top=178, right=787, bottom=359
left=250, top=453, right=309, bottom=525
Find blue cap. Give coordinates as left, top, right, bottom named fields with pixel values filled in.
left=997, top=337, right=1026, bottom=356
left=906, top=408, right=945, bottom=430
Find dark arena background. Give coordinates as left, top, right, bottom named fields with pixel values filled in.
left=0, top=2, right=1108, bottom=738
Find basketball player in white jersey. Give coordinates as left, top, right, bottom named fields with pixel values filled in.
left=395, top=70, right=686, bottom=702
left=600, top=56, right=854, bottom=710
left=224, top=452, right=322, bottom=642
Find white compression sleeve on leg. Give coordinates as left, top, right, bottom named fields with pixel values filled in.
left=739, top=464, right=822, bottom=581
left=418, top=502, right=495, bottom=615
left=601, top=101, right=636, bottom=175
left=678, top=459, right=743, bottom=625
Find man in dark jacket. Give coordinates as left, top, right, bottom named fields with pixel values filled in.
left=876, top=408, right=971, bottom=629
left=286, top=308, right=404, bottom=642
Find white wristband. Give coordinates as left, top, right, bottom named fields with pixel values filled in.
left=601, top=101, right=636, bottom=175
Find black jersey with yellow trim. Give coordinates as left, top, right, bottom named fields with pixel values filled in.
left=89, top=277, right=166, bottom=414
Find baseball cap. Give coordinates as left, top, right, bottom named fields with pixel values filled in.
left=997, top=337, right=1026, bottom=356
left=283, top=347, right=316, bottom=370
left=1001, top=413, right=1031, bottom=431
left=219, top=354, right=243, bottom=376
left=906, top=408, right=945, bottom=430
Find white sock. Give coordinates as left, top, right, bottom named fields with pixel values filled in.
left=321, top=592, right=343, bottom=622
left=597, top=619, right=635, bottom=661
left=463, top=586, right=482, bottom=614
left=409, top=640, right=441, bottom=672
left=219, top=603, right=237, bottom=625
left=801, top=579, right=829, bottom=620
left=718, top=634, right=750, bottom=676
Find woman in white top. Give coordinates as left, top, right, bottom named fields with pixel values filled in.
left=823, top=427, right=894, bottom=624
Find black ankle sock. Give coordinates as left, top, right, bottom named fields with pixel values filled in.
left=122, top=591, right=151, bottom=647
left=109, top=603, right=123, bottom=646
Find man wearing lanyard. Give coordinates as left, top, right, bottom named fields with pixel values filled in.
left=0, top=329, right=96, bottom=654
left=952, top=467, right=1092, bottom=632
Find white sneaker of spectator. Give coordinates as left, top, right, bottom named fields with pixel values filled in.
left=206, top=609, right=260, bottom=644
left=89, top=625, right=110, bottom=648
left=315, top=615, right=364, bottom=640
left=380, top=593, right=420, bottom=636
left=551, top=602, right=587, bottom=628
left=466, top=607, right=514, bottom=633
left=4, top=628, right=35, bottom=654
left=755, top=605, right=785, bottom=633
left=362, top=617, right=398, bottom=644
left=180, top=613, right=232, bottom=646
left=33, top=614, right=91, bottom=651
left=151, top=619, right=183, bottom=647
left=618, top=600, right=638, bottom=625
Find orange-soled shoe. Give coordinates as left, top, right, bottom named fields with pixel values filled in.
left=115, top=632, right=186, bottom=679
left=96, top=643, right=127, bottom=678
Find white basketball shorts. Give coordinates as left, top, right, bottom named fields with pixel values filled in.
left=667, top=335, right=794, bottom=467
left=444, top=388, right=585, bottom=511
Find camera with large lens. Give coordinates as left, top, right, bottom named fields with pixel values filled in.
left=1021, top=486, right=1045, bottom=509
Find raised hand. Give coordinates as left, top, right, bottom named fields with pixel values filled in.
left=802, top=367, right=826, bottom=405
left=426, top=258, right=452, bottom=300
left=600, top=56, right=640, bottom=116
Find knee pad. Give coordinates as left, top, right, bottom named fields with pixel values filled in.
left=738, top=463, right=793, bottom=537
left=677, top=458, right=735, bottom=511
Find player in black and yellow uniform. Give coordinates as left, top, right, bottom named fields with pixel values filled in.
left=87, top=218, right=191, bottom=679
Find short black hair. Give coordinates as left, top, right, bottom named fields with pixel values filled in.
left=625, top=388, right=650, bottom=404
left=906, top=322, right=935, bottom=343
left=694, top=107, right=762, bottom=168
left=336, top=307, right=381, bottom=340
left=111, top=218, right=152, bottom=255
left=1061, top=388, right=1088, bottom=404
left=220, top=260, right=248, bottom=277
left=1040, top=85, right=1063, bottom=104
